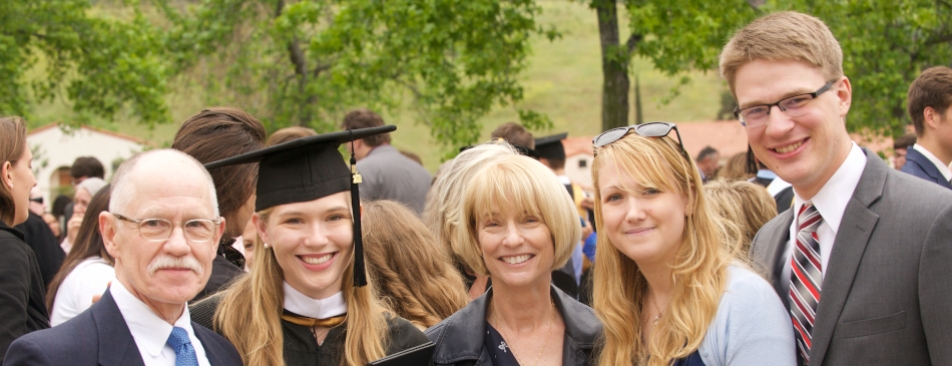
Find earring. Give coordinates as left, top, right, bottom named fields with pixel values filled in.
left=263, top=243, right=270, bottom=249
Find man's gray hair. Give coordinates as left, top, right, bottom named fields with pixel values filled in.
left=109, top=149, right=219, bottom=216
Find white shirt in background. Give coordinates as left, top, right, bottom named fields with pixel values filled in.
left=50, top=256, right=115, bottom=326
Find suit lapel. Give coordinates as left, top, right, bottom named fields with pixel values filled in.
left=809, top=148, right=884, bottom=366
left=93, top=290, right=146, bottom=366
left=193, top=322, right=224, bottom=365
left=906, top=148, right=951, bottom=188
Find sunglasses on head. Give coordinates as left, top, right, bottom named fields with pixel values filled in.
left=592, top=122, right=689, bottom=160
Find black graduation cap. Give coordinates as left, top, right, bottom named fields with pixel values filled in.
left=534, top=132, right=568, bottom=161
left=205, top=125, right=397, bottom=287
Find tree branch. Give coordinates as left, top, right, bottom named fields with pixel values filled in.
left=625, top=33, right=642, bottom=56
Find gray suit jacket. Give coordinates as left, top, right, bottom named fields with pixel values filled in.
left=357, top=144, right=431, bottom=214
left=750, top=148, right=952, bottom=365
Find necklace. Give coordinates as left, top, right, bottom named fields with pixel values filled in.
left=491, top=299, right=555, bottom=366
left=648, top=293, right=665, bottom=327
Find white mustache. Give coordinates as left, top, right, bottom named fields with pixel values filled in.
left=147, top=255, right=203, bottom=276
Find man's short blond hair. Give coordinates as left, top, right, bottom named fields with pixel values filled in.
left=720, top=11, right=844, bottom=94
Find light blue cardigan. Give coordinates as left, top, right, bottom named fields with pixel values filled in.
left=696, top=265, right=797, bottom=366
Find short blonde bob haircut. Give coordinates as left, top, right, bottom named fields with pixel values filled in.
left=592, top=133, right=736, bottom=366
left=453, top=155, right=581, bottom=277
left=422, top=143, right=518, bottom=272
left=720, top=11, right=843, bottom=95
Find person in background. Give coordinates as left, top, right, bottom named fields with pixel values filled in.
left=61, top=157, right=105, bottom=230
left=892, top=133, right=916, bottom=170
left=172, top=107, right=267, bottom=301
left=695, top=146, right=720, bottom=182
left=719, top=151, right=754, bottom=182
left=362, top=200, right=468, bottom=330
left=4, top=149, right=241, bottom=365
left=490, top=122, right=538, bottom=157
left=426, top=154, right=601, bottom=366
left=901, top=66, right=952, bottom=189
left=535, top=132, right=592, bottom=289
left=42, top=213, right=60, bottom=240
left=266, top=126, right=316, bottom=146
left=341, top=108, right=431, bottom=215
left=191, top=127, right=428, bottom=365
left=47, top=186, right=114, bottom=326
left=16, top=187, right=63, bottom=286
left=703, top=179, right=778, bottom=258
left=723, top=11, right=952, bottom=364
left=591, top=122, right=794, bottom=366
left=0, top=116, right=49, bottom=362
left=61, top=177, right=106, bottom=254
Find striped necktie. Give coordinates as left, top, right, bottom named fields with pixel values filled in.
left=790, top=202, right=823, bottom=365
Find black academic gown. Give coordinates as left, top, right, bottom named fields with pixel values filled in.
left=0, top=221, right=50, bottom=362
left=283, top=317, right=428, bottom=366
left=15, top=212, right=64, bottom=286
left=190, top=292, right=429, bottom=365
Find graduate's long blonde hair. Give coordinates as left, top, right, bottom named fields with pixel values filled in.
left=213, top=196, right=388, bottom=366
left=592, top=133, right=736, bottom=365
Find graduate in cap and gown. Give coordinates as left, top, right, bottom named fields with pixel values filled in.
left=190, top=126, right=429, bottom=365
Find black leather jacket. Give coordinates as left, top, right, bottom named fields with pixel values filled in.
left=426, top=284, right=602, bottom=366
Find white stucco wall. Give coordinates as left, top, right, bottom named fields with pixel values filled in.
left=27, top=125, right=144, bottom=208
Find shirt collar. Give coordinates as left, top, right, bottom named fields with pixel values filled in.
left=912, top=144, right=952, bottom=181
left=793, top=143, right=867, bottom=233
left=282, top=282, right=347, bottom=319
left=111, top=281, right=193, bottom=358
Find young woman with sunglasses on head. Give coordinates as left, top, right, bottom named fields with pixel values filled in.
left=590, top=123, right=795, bottom=366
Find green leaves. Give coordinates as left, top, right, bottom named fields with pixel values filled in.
left=0, top=0, right=170, bottom=126
left=159, top=0, right=551, bottom=149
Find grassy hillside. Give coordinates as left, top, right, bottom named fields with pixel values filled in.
left=26, top=1, right=729, bottom=172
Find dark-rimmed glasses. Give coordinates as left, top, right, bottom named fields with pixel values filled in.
left=734, top=80, right=836, bottom=128
left=592, top=122, right=688, bottom=160
left=113, top=213, right=221, bottom=243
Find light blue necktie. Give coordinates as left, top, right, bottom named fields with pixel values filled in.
left=167, top=326, right=199, bottom=366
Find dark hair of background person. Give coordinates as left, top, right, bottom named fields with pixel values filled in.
left=51, top=195, right=72, bottom=219
left=907, top=66, right=952, bottom=136
left=0, top=116, right=28, bottom=226
left=361, top=200, right=469, bottom=329
left=46, top=185, right=113, bottom=311
left=171, top=107, right=266, bottom=238
left=696, top=146, right=719, bottom=162
left=719, top=152, right=754, bottom=182
left=703, top=179, right=777, bottom=258
left=69, top=157, right=105, bottom=180
left=340, top=108, right=391, bottom=147
left=894, top=133, right=917, bottom=150
left=490, top=122, right=535, bottom=150
left=266, top=126, right=316, bottom=146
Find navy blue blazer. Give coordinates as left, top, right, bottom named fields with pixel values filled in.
left=900, top=147, right=952, bottom=190
left=2, top=289, right=241, bottom=366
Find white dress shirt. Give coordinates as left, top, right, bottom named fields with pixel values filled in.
left=778, top=143, right=867, bottom=297
left=51, top=257, right=115, bottom=326
left=111, top=281, right=212, bottom=366
left=912, top=144, right=952, bottom=182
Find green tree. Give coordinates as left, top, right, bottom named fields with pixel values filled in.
left=591, top=0, right=952, bottom=136
left=158, top=0, right=557, bottom=149
left=0, top=1, right=170, bottom=125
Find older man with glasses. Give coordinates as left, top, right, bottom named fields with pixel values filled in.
left=4, top=149, right=241, bottom=366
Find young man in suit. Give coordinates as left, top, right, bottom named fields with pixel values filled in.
left=901, top=66, right=952, bottom=189
left=720, top=11, right=952, bottom=366
left=3, top=150, right=241, bottom=366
